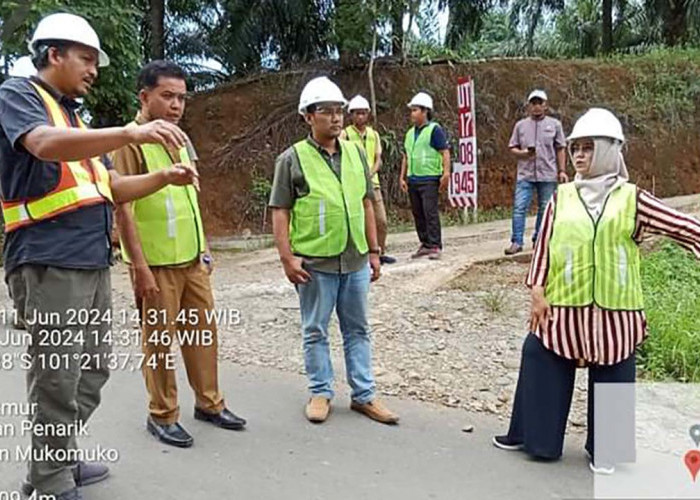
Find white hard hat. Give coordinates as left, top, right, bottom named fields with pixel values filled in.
left=8, top=56, right=37, bottom=78
left=29, top=13, right=109, bottom=67
left=407, top=92, right=433, bottom=110
left=567, top=108, right=625, bottom=143
left=528, top=89, right=548, bottom=102
left=298, top=76, right=347, bottom=115
left=348, top=95, right=370, bottom=112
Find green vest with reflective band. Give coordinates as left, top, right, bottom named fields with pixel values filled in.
left=404, top=122, right=443, bottom=177
left=120, top=143, right=206, bottom=266
left=546, top=182, right=643, bottom=310
left=345, top=125, right=380, bottom=187
left=290, top=140, right=369, bottom=257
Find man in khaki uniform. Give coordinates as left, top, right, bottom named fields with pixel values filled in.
left=341, top=95, right=395, bottom=264
left=112, top=60, right=246, bottom=448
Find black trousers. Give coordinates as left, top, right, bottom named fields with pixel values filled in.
left=506, top=333, right=636, bottom=461
left=408, top=180, right=442, bottom=249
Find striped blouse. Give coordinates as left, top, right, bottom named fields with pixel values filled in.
left=527, top=188, right=700, bottom=365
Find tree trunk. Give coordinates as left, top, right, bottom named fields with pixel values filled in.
left=369, top=23, right=378, bottom=119
left=602, top=0, right=613, bottom=54
left=403, top=0, right=419, bottom=63
left=149, top=0, right=166, bottom=59
left=526, top=1, right=543, bottom=56
left=663, top=2, right=687, bottom=46
left=390, top=0, right=404, bottom=57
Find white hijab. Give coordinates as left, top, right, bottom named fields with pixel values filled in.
left=572, top=138, right=629, bottom=220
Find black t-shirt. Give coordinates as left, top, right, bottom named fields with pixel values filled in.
left=0, top=77, right=113, bottom=276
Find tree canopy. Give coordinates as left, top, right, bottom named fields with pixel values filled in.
left=1, top=0, right=698, bottom=125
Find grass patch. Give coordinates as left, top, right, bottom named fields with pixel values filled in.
left=638, top=240, right=700, bottom=382
left=481, top=288, right=509, bottom=314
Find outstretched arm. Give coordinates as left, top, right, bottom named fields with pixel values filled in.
left=21, top=119, right=188, bottom=162
left=634, top=189, right=700, bottom=258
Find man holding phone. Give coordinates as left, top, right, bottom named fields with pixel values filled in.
left=505, top=89, right=567, bottom=255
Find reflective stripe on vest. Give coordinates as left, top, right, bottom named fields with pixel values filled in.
left=121, top=142, right=206, bottom=266
left=290, top=140, right=368, bottom=257
left=546, top=182, right=643, bottom=310
left=404, top=122, right=443, bottom=178
left=1, top=81, right=113, bottom=232
left=345, top=125, right=380, bottom=187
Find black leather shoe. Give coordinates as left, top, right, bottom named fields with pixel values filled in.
left=379, top=255, right=397, bottom=265
left=194, top=407, right=246, bottom=430
left=146, top=417, right=194, bottom=447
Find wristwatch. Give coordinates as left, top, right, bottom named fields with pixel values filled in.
left=369, top=248, right=382, bottom=255
left=202, top=254, right=213, bottom=265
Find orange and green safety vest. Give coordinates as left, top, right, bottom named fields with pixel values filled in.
left=1, top=81, right=113, bottom=232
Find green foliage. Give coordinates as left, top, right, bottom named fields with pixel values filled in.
left=180, top=0, right=335, bottom=77
left=334, top=0, right=376, bottom=61
left=249, top=168, right=273, bottom=221
left=440, top=0, right=492, bottom=49
left=79, top=1, right=141, bottom=126
left=0, top=0, right=141, bottom=126
left=454, top=10, right=521, bottom=58
left=638, top=241, right=700, bottom=382
left=617, top=48, right=700, bottom=130
left=251, top=173, right=272, bottom=204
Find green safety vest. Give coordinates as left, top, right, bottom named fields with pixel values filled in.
left=546, top=182, right=643, bottom=310
left=404, top=122, right=443, bottom=178
left=290, top=140, right=368, bottom=257
left=120, top=143, right=206, bottom=266
left=345, top=125, right=380, bottom=187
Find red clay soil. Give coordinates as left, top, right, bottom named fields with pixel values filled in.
left=181, top=58, right=700, bottom=236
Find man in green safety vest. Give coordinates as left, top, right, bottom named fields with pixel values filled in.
left=269, top=76, right=399, bottom=425
left=341, top=95, right=396, bottom=264
left=399, top=92, right=451, bottom=260
left=112, top=61, right=246, bottom=449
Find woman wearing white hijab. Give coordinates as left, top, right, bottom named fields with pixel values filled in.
left=492, top=108, right=700, bottom=473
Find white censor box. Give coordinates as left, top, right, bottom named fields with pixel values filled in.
left=450, top=76, right=478, bottom=217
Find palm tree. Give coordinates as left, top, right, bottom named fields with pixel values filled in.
left=602, top=0, right=613, bottom=53
left=508, top=0, right=566, bottom=55
left=439, top=0, right=493, bottom=49
left=643, top=0, right=699, bottom=45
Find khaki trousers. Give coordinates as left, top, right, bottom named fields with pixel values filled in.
left=138, top=261, right=224, bottom=424
left=372, top=186, right=388, bottom=253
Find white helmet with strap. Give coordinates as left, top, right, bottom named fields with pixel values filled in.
left=29, top=13, right=110, bottom=67
left=298, top=76, right=347, bottom=115
left=347, top=95, right=371, bottom=112
left=567, top=108, right=625, bottom=143
left=407, top=92, right=434, bottom=110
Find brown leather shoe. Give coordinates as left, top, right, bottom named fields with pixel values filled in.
left=504, top=243, right=523, bottom=255
left=411, top=245, right=432, bottom=259
left=305, top=396, right=331, bottom=423
left=350, top=399, right=399, bottom=425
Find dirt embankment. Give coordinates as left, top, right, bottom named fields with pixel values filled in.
left=182, top=58, right=700, bottom=236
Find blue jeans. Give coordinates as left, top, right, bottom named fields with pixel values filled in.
left=511, top=180, right=557, bottom=247
left=297, top=266, right=375, bottom=404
